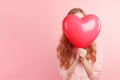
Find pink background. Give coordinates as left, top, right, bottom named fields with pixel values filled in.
left=0, top=0, right=120, bottom=80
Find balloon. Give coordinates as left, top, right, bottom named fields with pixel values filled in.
left=62, top=14, right=101, bottom=48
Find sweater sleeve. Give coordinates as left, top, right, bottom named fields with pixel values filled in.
left=89, top=47, right=103, bottom=80
left=57, top=59, right=69, bottom=80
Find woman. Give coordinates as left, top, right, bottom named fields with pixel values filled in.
left=57, top=8, right=102, bottom=80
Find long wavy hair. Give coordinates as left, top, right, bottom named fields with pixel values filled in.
left=57, top=8, right=97, bottom=69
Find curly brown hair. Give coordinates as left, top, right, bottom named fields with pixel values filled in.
left=57, top=8, right=97, bottom=69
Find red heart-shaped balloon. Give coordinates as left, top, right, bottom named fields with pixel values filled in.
left=62, top=14, right=101, bottom=48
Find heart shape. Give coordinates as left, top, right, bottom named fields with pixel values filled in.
left=62, top=14, right=101, bottom=48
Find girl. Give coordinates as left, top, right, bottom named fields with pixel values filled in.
left=57, top=8, right=102, bottom=80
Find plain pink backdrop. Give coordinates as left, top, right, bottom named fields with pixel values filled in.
left=0, top=0, right=120, bottom=80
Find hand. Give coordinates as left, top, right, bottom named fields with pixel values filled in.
left=75, top=51, right=80, bottom=62
left=77, top=48, right=87, bottom=61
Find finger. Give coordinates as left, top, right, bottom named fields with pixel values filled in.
left=80, top=53, right=87, bottom=57
left=78, top=49, right=87, bottom=53
left=78, top=52, right=83, bottom=57
left=77, top=48, right=83, bottom=52
left=76, top=54, right=79, bottom=57
left=79, top=54, right=85, bottom=58
left=80, top=49, right=87, bottom=53
left=80, top=52, right=87, bottom=55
